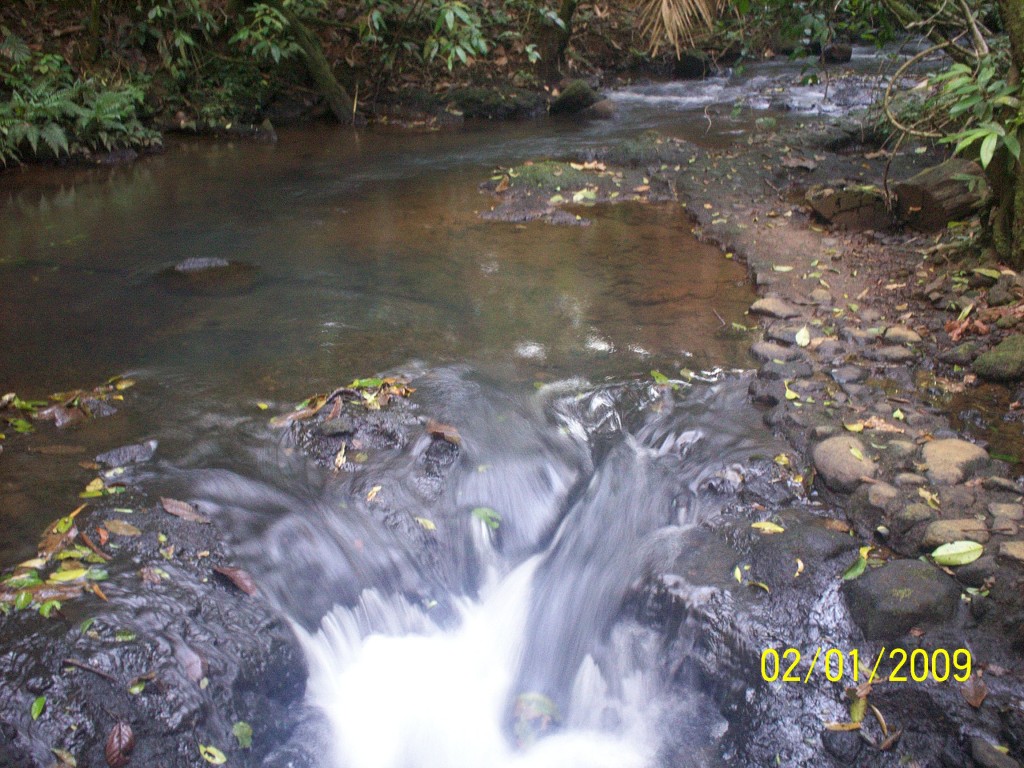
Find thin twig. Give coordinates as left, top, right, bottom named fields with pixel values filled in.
left=882, top=41, right=952, bottom=139
left=62, top=658, right=117, bottom=682
left=80, top=532, right=112, bottom=562
left=713, top=308, right=726, bottom=326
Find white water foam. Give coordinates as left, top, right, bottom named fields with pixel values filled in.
left=297, top=556, right=658, bottom=768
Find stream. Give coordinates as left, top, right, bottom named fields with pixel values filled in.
left=0, top=50, right=910, bottom=767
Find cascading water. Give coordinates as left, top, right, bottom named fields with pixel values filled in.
left=199, top=367, right=779, bottom=768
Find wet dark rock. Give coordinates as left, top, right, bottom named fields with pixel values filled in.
left=673, top=50, right=714, bottom=79
left=81, top=397, right=118, bottom=418
left=749, top=341, right=803, bottom=363
left=748, top=378, right=784, bottom=407
left=821, top=727, right=863, bottom=763
left=822, top=43, right=853, bottom=64
left=549, top=80, right=601, bottom=116
left=447, top=87, right=546, bottom=120
left=765, top=322, right=817, bottom=346
left=580, top=99, right=616, bottom=119
left=984, top=476, right=1022, bottom=493
left=895, top=472, right=927, bottom=486
left=830, top=365, right=866, bottom=384
left=923, top=438, right=989, bottom=485
left=987, top=277, right=1019, bottom=308
left=975, top=335, right=1024, bottom=381
left=940, top=341, right=981, bottom=365
left=813, top=435, right=877, bottom=492
left=972, top=737, right=1023, bottom=768
left=808, top=287, right=832, bottom=305
left=957, top=555, right=999, bottom=587
left=865, top=344, right=917, bottom=363
left=757, top=360, right=813, bottom=381
left=894, top=502, right=934, bottom=531
left=96, top=440, right=158, bottom=467
left=843, top=559, right=961, bottom=640
left=749, top=297, right=800, bottom=319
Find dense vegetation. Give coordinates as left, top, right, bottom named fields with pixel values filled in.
left=1, top=1, right=1023, bottom=263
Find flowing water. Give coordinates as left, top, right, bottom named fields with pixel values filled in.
left=0, top=59, right=891, bottom=765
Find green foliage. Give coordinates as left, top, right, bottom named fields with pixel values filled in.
left=932, top=59, right=1023, bottom=170
left=231, top=1, right=327, bottom=65
left=135, top=0, right=224, bottom=80
left=0, top=37, right=159, bottom=166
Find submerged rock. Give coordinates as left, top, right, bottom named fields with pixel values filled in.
left=96, top=439, right=158, bottom=467
left=813, top=435, right=876, bottom=492
left=843, top=559, right=961, bottom=640
left=158, top=259, right=258, bottom=296
left=975, top=335, right=1024, bottom=381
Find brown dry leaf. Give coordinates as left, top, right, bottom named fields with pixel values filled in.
left=494, top=175, right=510, bottom=193
left=961, top=673, right=988, bottom=708
left=105, top=721, right=135, bottom=768
left=822, top=519, right=851, bottom=533
left=160, top=497, right=210, bottom=524
left=862, top=416, right=904, bottom=434
left=426, top=419, right=462, bottom=445
left=213, top=566, right=258, bottom=596
left=569, top=160, right=607, bottom=171
left=878, top=729, right=903, bottom=751
left=824, top=722, right=861, bottom=732
left=367, top=485, right=382, bottom=502
left=104, top=520, right=141, bottom=537
left=96, top=528, right=109, bottom=546
left=633, top=185, right=651, bottom=193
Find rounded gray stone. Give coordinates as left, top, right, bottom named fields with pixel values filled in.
left=922, top=438, right=989, bottom=485
left=813, top=435, right=877, bottom=493
left=843, top=559, right=961, bottom=640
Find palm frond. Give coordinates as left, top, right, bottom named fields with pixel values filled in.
left=638, top=0, right=723, bottom=57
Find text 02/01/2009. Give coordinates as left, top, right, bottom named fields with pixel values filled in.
left=760, top=647, right=973, bottom=684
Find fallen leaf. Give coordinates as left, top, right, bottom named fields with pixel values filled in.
left=213, top=566, right=258, bottom=595
left=414, top=517, right=437, bottom=531
left=367, top=485, right=382, bottom=502
left=794, top=326, right=810, bottom=347
left=849, top=446, right=865, bottom=461
left=794, top=558, right=805, bottom=577
left=160, top=498, right=210, bottom=524
left=824, top=722, right=861, bottom=732
left=751, top=521, right=785, bottom=534
left=849, top=695, right=867, bottom=724
left=233, top=721, right=253, bottom=749
left=103, top=520, right=141, bottom=537
left=844, top=422, right=865, bottom=433
left=199, top=744, right=227, bottom=765
left=961, top=673, right=988, bottom=708
left=105, top=722, right=134, bottom=768
left=30, top=696, right=45, bottom=720
left=931, top=540, right=983, bottom=566
left=773, top=265, right=795, bottom=273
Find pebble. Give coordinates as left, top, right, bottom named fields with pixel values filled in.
left=812, top=435, right=877, bottom=493
left=866, top=345, right=917, bottom=363
left=867, top=482, right=899, bottom=510
left=999, top=541, right=1024, bottom=564
left=750, top=341, right=803, bottom=363
left=895, top=472, right=927, bottom=486
left=989, top=502, right=1024, bottom=520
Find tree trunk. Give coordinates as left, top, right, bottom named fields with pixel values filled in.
left=254, top=0, right=354, bottom=123
left=997, top=0, right=1024, bottom=267
left=537, top=0, right=579, bottom=83
left=894, top=158, right=988, bottom=230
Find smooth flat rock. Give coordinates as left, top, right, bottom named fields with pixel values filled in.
left=843, top=559, right=960, bottom=640
left=921, top=518, right=990, bottom=549
left=750, top=297, right=801, bottom=319
left=866, top=345, right=917, bottom=363
left=895, top=503, right=934, bottom=531
left=922, top=438, right=989, bottom=485
left=975, top=335, right=1024, bottom=381
left=972, top=737, right=1024, bottom=768
left=831, top=365, right=866, bottom=384
left=999, top=541, right=1024, bottom=564
left=758, top=360, right=813, bottom=381
left=883, top=325, right=922, bottom=344
left=813, top=435, right=877, bottom=493
left=750, top=341, right=803, bottom=363
left=990, top=503, right=1024, bottom=521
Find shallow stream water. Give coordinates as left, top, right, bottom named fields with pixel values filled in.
left=0, top=52, right=903, bottom=767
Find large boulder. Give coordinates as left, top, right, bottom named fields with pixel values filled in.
left=843, top=559, right=961, bottom=640
left=975, top=335, right=1024, bottom=381
left=549, top=80, right=601, bottom=116
left=813, top=435, right=876, bottom=492
left=922, top=438, right=988, bottom=485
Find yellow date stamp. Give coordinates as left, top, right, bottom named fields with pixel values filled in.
left=760, top=647, right=973, bottom=684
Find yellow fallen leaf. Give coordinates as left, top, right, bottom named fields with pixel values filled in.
left=84, top=478, right=103, bottom=493
left=414, top=517, right=437, bottom=531
left=844, top=422, right=865, bottom=433
left=367, top=485, right=382, bottom=502
left=849, top=447, right=865, bottom=461
left=794, top=558, right=805, bottom=577
left=752, top=521, right=785, bottom=534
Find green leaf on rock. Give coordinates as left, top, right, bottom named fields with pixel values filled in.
left=233, top=721, right=253, bottom=749
left=931, top=540, right=984, bottom=566
left=842, top=555, right=867, bottom=581
left=31, top=696, right=45, bottom=720
left=472, top=507, right=501, bottom=530
left=38, top=600, right=61, bottom=618
left=14, top=591, right=32, bottom=610
left=849, top=695, right=867, bottom=723
left=794, top=326, right=811, bottom=347
left=199, top=744, right=227, bottom=765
